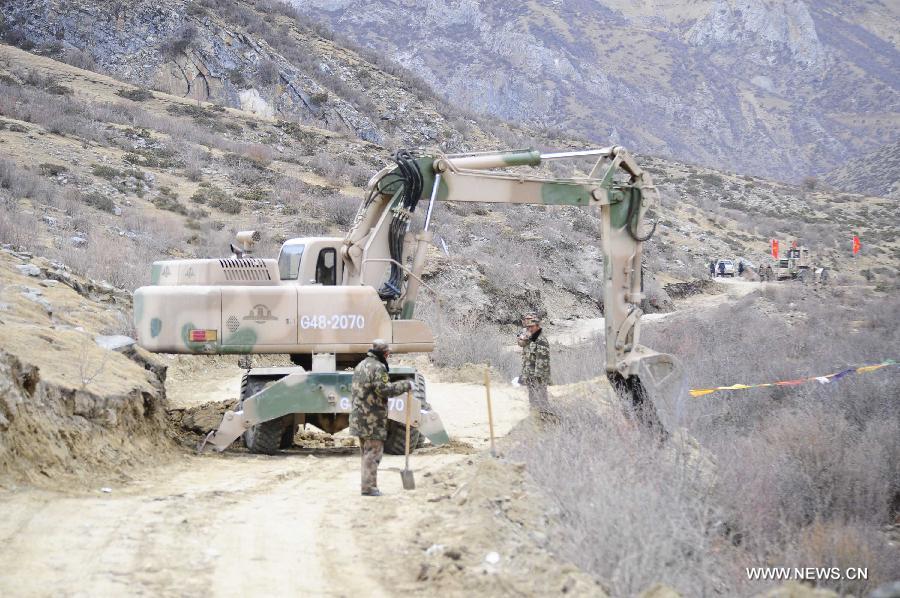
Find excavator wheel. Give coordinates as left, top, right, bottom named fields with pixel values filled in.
left=384, top=373, right=427, bottom=455
left=239, top=374, right=295, bottom=454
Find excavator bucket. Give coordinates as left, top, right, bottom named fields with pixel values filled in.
left=634, top=351, right=682, bottom=395
left=609, top=349, right=684, bottom=439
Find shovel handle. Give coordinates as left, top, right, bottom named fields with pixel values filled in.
left=484, top=367, right=496, bottom=457
left=404, top=389, right=413, bottom=468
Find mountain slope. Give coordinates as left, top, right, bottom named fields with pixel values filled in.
left=0, top=0, right=896, bottom=336
left=287, top=0, right=900, bottom=182
left=825, top=141, right=900, bottom=200
left=0, top=0, right=498, bottom=151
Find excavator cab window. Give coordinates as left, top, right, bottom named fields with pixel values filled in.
left=315, top=248, right=337, bottom=286
left=278, top=244, right=305, bottom=280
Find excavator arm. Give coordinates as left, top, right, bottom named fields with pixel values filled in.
left=343, top=147, right=681, bottom=430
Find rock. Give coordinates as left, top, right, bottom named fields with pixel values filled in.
left=70, top=236, right=88, bottom=247
left=444, top=548, right=462, bottom=560
left=15, top=264, right=41, bottom=277
left=38, top=280, right=60, bottom=288
left=484, top=551, right=500, bottom=565
left=239, top=88, right=275, bottom=118
left=94, top=335, right=136, bottom=352
left=21, top=288, right=52, bottom=313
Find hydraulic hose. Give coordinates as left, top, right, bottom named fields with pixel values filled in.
left=378, top=150, right=424, bottom=300
left=626, top=188, right=657, bottom=242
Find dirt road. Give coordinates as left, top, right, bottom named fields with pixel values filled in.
left=547, top=277, right=761, bottom=345
left=0, top=380, right=529, bottom=597
left=1, top=281, right=750, bottom=596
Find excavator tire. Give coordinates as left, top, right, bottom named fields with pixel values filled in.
left=240, top=374, right=294, bottom=454
left=384, top=373, right=427, bottom=455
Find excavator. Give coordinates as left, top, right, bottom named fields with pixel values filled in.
left=133, top=146, right=680, bottom=454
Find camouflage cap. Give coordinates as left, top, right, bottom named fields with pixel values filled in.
left=522, top=312, right=541, bottom=326
left=371, top=338, right=390, bottom=352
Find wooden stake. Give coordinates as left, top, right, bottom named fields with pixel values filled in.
left=484, top=366, right=496, bottom=457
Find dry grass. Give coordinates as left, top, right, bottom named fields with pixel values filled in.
left=517, top=286, right=900, bottom=595
left=514, top=405, right=737, bottom=596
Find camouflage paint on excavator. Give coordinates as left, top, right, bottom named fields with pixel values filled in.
left=134, top=146, right=681, bottom=452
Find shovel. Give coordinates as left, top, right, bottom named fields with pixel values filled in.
left=400, top=389, right=415, bottom=490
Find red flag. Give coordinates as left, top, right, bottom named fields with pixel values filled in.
left=852, top=236, right=860, bottom=255
left=771, top=239, right=779, bottom=259
left=791, top=240, right=798, bottom=249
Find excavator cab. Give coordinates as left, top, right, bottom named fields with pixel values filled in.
left=276, top=237, right=344, bottom=286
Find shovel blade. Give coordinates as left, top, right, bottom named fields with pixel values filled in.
left=401, top=469, right=415, bottom=490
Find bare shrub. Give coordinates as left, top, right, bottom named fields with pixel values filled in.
left=116, top=88, right=154, bottom=102
left=181, top=145, right=209, bottom=182
left=0, top=158, right=57, bottom=206
left=514, top=405, right=737, bottom=596
left=784, top=521, right=898, bottom=596
left=319, top=192, right=359, bottom=227
left=550, top=333, right=605, bottom=385
left=416, top=295, right=520, bottom=377
left=59, top=47, right=98, bottom=72
left=347, top=163, right=371, bottom=187
left=520, top=288, right=900, bottom=594
left=160, top=25, right=197, bottom=58
left=61, top=233, right=144, bottom=290
left=255, top=58, right=280, bottom=87
left=0, top=199, right=41, bottom=250
left=310, top=151, right=349, bottom=183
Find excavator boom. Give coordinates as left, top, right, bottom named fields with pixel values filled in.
left=341, top=147, right=681, bottom=432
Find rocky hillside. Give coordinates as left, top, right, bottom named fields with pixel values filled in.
left=288, top=0, right=900, bottom=183
left=0, top=0, right=497, bottom=151
left=0, top=0, right=896, bottom=343
left=826, top=140, right=900, bottom=200
left=0, top=247, right=172, bottom=487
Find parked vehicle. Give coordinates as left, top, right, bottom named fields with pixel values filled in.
left=716, top=259, right=735, bottom=277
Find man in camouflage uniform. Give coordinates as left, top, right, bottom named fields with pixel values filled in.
left=349, top=339, right=412, bottom=496
left=518, top=313, right=552, bottom=417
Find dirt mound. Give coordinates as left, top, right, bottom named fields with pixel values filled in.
left=383, top=455, right=606, bottom=596
left=167, top=399, right=236, bottom=448
left=664, top=279, right=718, bottom=299
left=0, top=250, right=173, bottom=488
